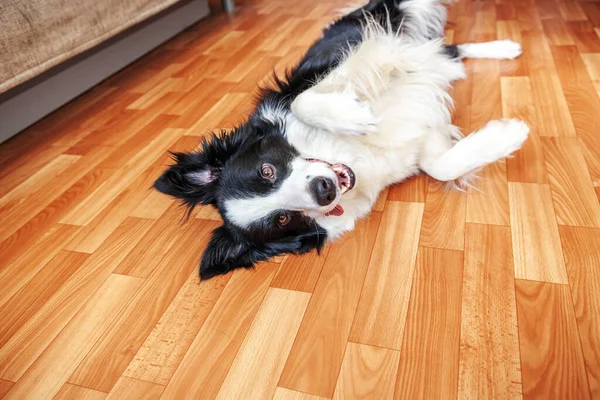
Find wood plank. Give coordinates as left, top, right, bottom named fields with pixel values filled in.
left=159, top=264, right=279, bottom=399
left=551, top=45, right=600, bottom=186
left=54, top=384, right=107, bottom=400
left=529, top=69, right=577, bottom=138
left=114, top=202, right=200, bottom=278
left=466, top=160, right=510, bottom=226
left=194, top=204, right=223, bottom=220
left=543, top=19, right=576, bottom=46
left=372, top=187, right=388, bottom=212
left=497, top=20, right=527, bottom=76
left=395, top=248, right=463, bottom=400
left=569, top=21, right=600, bottom=54
left=63, top=152, right=175, bottom=254
left=0, top=145, right=69, bottom=198
left=0, top=146, right=116, bottom=243
left=0, top=154, right=80, bottom=209
left=129, top=189, right=173, bottom=220
left=508, top=182, right=568, bottom=283
left=60, top=128, right=183, bottom=226
left=166, top=79, right=227, bottom=125
left=278, top=213, right=382, bottom=398
left=458, top=223, right=522, bottom=399
left=271, top=245, right=331, bottom=293
left=536, top=1, right=561, bottom=20
left=559, top=226, right=600, bottom=398
left=451, top=27, right=473, bottom=135
left=542, top=137, right=600, bottom=228
left=333, top=343, right=400, bottom=400
left=581, top=3, right=600, bottom=26
left=0, top=224, right=82, bottom=308
left=203, top=31, right=251, bottom=56
left=216, top=288, right=310, bottom=400
left=68, top=219, right=219, bottom=392
left=522, top=30, right=576, bottom=138
left=186, top=93, right=250, bottom=134
left=470, top=59, right=501, bottom=131
left=273, top=388, right=328, bottom=400
left=581, top=53, right=600, bottom=99
left=106, top=377, right=164, bottom=400
left=387, top=175, right=429, bottom=203
left=127, top=77, right=184, bottom=110
left=231, top=56, right=282, bottom=93
left=0, top=167, right=116, bottom=270
left=0, top=251, right=89, bottom=347
left=515, top=280, right=591, bottom=399
left=349, top=202, right=424, bottom=349
left=516, top=4, right=543, bottom=32
left=0, top=380, right=14, bottom=399
left=559, top=2, right=587, bottom=22
left=502, top=76, right=548, bottom=184
left=3, top=274, right=142, bottom=400
left=0, top=217, right=154, bottom=381
left=419, top=182, right=467, bottom=251
left=123, top=272, right=231, bottom=384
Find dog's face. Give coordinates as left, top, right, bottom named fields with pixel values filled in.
left=154, top=120, right=355, bottom=279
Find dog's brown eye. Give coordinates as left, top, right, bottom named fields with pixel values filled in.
left=261, top=164, right=275, bottom=179
left=278, top=213, right=290, bottom=226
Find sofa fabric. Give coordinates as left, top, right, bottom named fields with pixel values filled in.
left=0, top=0, right=182, bottom=94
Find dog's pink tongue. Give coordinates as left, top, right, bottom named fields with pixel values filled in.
left=326, top=204, right=344, bottom=216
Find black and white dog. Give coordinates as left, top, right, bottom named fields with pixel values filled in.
left=155, top=0, right=528, bottom=279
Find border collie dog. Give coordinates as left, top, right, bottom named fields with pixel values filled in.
left=155, top=0, right=529, bottom=279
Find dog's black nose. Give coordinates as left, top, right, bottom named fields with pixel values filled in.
left=310, top=177, right=336, bottom=206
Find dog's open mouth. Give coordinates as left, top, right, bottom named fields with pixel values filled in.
left=305, top=158, right=356, bottom=195
left=331, top=164, right=355, bottom=194
left=305, top=158, right=355, bottom=217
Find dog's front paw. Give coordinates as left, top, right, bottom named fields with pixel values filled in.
left=336, top=96, right=379, bottom=135
left=291, top=90, right=379, bottom=135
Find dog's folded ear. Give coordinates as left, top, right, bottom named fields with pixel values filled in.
left=154, top=151, right=221, bottom=206
left=154, top=131, right=243, bottom=207
left=199, top=225, right=328, bottom=280
left=199, top=225, right=264, bottom=280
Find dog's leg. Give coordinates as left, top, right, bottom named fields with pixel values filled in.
left=419, top=119, right=529, bottom=182
left=291, top=88, right=378, bottom=135
left=291, top=34, right=396, bottom=135
left=453, top=40, right=523, bottom=60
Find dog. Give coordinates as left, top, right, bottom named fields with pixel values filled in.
left=154, top=0, right=529, bottom=279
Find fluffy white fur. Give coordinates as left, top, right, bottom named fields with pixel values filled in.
left=458, top=40, right=523, bottom=60
left=284, top=16, right=528, bottom=239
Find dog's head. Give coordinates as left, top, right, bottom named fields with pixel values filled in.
left=154, top=119, right=355, bottom=279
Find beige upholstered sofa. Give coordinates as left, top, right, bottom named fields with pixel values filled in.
left=0, top=0, right=214, bottom=142
left=0, top=0, right=205, bottom=94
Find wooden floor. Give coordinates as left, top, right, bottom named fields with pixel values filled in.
left=1, top=0, right=600, bottom=398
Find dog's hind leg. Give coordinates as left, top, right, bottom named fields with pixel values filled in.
left=451, top=40, right=523, bottom=60
left=419, top=119, right=529, bottom=183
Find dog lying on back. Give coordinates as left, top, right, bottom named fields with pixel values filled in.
left=154, top=0, right=528, bottom=279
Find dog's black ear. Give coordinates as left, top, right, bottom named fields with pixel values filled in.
left=199, top=225, right=328, bottom=280
left=154, top=131, right=242, bottom=207
left=200, top=225, right=261, bottom=280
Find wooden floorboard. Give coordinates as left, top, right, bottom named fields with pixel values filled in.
left=1, top=0, right=599, bottom=398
